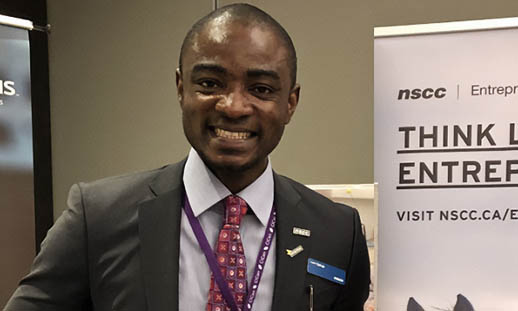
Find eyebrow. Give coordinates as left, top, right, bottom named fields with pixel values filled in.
left=191, top=63, right=227, bottom=75
left=247, top=69, right=280, bottom=81
left=191, top=64, right=280, bottom=81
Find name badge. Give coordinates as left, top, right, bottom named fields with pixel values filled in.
left=307, top=258, right=346, bottom=285
left=293, top=227, right=311, bottom=237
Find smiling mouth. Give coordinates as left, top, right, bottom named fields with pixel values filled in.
left=214, top=127, right=253, bottom=140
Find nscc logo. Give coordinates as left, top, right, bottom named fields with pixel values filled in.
left=398, top=87, right=446, bottom=100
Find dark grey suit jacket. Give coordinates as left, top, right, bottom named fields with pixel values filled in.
left=5, top=160, right=370, bottom=311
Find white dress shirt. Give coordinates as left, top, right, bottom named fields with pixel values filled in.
left=179, top=148, right=276, bottom=310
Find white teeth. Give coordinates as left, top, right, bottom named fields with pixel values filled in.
left=214, top=128, right=251, bottom=140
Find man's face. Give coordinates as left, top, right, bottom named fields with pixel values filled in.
left=177, top=19, right=299, bottom=179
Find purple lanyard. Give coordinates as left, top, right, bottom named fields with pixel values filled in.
left=183, top=195, right=276, bottom=311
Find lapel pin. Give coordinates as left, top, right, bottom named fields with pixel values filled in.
left=286, top=245, right=304, bottom=258
left=293, top=227, right=311, bottom=237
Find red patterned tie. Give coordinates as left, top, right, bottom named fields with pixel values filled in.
left=207, top=195, right=248, bottom=311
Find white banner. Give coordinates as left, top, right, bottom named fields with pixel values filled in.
left=375, top=20, right=518, bottom=310
left=0, top=24, right=35, bottom=306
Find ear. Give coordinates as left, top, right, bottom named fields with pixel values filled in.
left=176, top=68, right=184, bottom=107
left=285, top=83, right=300, bottom=124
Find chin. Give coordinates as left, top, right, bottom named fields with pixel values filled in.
left=205, top=153, right=261, bottom=173
left=212, top=157, right=255, bottom=172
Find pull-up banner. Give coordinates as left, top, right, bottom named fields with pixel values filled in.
left=0, top=24, right=35, bottom=305
left=374, top=19, right=518, bottom=310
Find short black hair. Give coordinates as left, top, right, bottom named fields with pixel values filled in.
left=179, top=3, right=297, bottom=88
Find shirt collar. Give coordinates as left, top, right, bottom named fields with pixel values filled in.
left=183, top=148, right=274, bottom=226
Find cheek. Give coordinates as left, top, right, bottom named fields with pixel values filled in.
left=181, top=95, right=211, bottom=120
left=181, top=102, right=205, bottom=138
left=264, top=106, right=289, bottom=128
left=261, top=111, right=287, bottom=140
left=181, top=104, right=195, bottom=128
left=183, top=92, right=219, bottom=113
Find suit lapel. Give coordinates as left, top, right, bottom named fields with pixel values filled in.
left=138, top=162, right=186, bottom=311
left=271, top=174, right=313, bottom=311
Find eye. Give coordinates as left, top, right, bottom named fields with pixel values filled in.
left=195, top=79, right=223, bottom=95
left=250, top=85, right=274, bottom=95
left=198, top=79, right=220, bottom=89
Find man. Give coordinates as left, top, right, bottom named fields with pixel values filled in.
left=5, top=3, right=369, bottom=311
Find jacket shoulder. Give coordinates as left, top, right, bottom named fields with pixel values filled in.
left=275, top=174, right=357, bottom=217
left=75, top=161, right=184, bottom=209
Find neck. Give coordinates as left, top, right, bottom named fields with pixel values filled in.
left=211, top=161, right=268, bottom=194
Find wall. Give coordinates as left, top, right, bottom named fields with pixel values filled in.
left=47, top=0, right=518, bottom=217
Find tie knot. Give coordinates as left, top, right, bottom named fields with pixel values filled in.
left=224, top=195, right=248, bottom=226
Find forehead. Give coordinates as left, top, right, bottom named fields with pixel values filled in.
left=183, top=18, right=290, bottom=76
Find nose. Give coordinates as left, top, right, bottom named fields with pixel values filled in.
left=215, top=87, right=253, bottom=119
